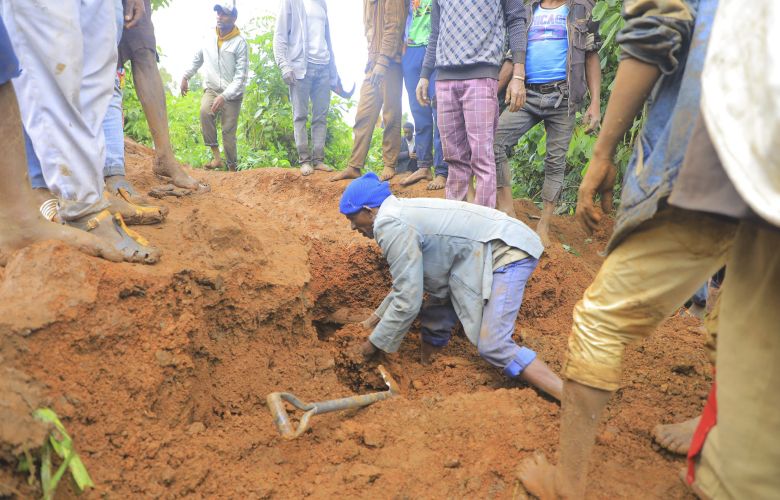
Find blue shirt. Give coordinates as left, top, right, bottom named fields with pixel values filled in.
left=525, top=4, right=569, bottom=84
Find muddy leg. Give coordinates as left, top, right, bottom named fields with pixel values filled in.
left=537, top=201, right=554, bottom=247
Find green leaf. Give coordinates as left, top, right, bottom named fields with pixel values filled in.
left=592, top=1, right=608, bottom=21
left=562, top=244, right=581, bottom=257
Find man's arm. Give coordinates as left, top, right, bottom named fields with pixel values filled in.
left=503, top=0, right=528, bottom=112
left=273, top=0, right=294, bottom=79
left=182, top=48, right=204, bottom=81
left=582, top=51, right=602, bottom=132
left=221, top=39, right=250, bottom=101
left=368, top=218, right=425, bottom=353
left=576, top=0, right=694, bottom=233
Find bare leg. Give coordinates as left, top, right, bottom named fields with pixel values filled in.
left=0, top=82, right=122, bottom=264
left=131, top=50, right=201, bottom=189
left=653, top=416, right=701, bottom=455
left=330, top=166, right=362, bottom=182
left=496, top=186, right=517, bottom=217
left=537, top=200, right=554, bottom=246
left=519, top=380, right=612, bottom=499
left=400, top=167, right=433, bottom=187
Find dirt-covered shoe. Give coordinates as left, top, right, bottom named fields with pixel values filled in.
left=67, top=210, right=160, bottom=264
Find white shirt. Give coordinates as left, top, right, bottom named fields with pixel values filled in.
left=303, top=0, right=330, bottom=65
left=701, top=0, right=780, bottom=226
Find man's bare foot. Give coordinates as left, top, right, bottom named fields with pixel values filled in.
left=653, top=416, right=701, bottom=455
left=105, top=189, right=167, bottom=225
left=536, top=221, right=552, bottom=247
left=203, top=158, right=224, bottom=171
left=152, top=156, right=202, bottom=191
left=518, top=454, right=561, bottom=500
left=313, top=162, right=334, bottom=172
left=400, top=168, right=432, bottom=187
left=0, top=211, right=123, bottom=265
left=420, top=341, right=444, bottom=365
left=380, top=166, right=396, bottom=182
left=67, top=210, right=160, bottom=264
left=330, top=166, right=362, bottom=182
left=427, top=175, right=446, bottom=190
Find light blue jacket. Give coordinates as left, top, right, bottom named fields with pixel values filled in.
left=369, top=196, right=543, bottom=353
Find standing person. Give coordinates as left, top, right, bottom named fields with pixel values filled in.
left=274, top=0, right=343, bottom=176
left=340, top=173, right=563, bottom=400
left=181, top=2, right=249, bottom=173
left=120, top=0, right=207, bottom=193
left=330, top=0, right=406, bottom=183
left=493, top=0, right=601, bottom=244
left=3, top=0, right=160, bottom=264
left=399, top=0, right=447, bottom=190
left=417, top=0, right=528, bottom=209
left=396, top=122, right=417, bottom=174
left=0, top=17, right=122, bottom=265
left=518, top=0, right=780, bottom=498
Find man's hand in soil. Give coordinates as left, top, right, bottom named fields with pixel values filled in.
left=282, top=71, right=296, bottom=86
left=210, top=95, right=226, bottom=114
left=582, top=104, right=601, bottom=133
left=180, top=78, right=189, bottom=96
left=576, top=152, right=617, bottom=235
left=124, top=0, right=145, bottom=29
left=370, top=63, right=387, bottom=88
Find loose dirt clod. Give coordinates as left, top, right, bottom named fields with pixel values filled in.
left=0, top=140, right=709, bottom=498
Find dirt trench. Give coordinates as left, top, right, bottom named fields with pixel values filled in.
left=0, top=141, right=711, bottom=498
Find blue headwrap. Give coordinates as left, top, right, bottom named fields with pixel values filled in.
left=339, top=172, right=392, bottom=215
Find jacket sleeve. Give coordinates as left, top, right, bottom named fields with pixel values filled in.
left=503, top=0, right=529, bottom=64
left=273, top=0, right=293, bottom=75
left=617, top=0, right=694, bottom=74
left=420, top=0, right=439, bottom=79
left=377, top=0, right=406, bottom=67
left=182, top=48, right=204, bottom=80
left=222, top=39, right=249, bottom=100
left=368, top=217, right=425, bottom=353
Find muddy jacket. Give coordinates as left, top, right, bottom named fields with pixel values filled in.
left=368, top=196, right=543, bottom=353
left=609, top=0, right=709, bottom=252
left=183, top=30, right=249, bottom=101
left=525, top=0, right=600, bottom=114
left=364, top=0, right=408, bottom=69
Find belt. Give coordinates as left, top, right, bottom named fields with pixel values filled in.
left=526, top=80, right=567, bottom=94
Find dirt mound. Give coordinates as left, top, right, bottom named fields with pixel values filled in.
left=0, top=140, right=707, bottom=498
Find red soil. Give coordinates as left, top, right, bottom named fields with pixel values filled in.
left=0, top=141, right=709, bottom=498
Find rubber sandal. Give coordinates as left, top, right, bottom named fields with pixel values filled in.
left=68, top=210, right=160, bottom=264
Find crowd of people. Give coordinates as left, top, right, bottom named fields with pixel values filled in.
left=1, top=0, right=778, bottom=498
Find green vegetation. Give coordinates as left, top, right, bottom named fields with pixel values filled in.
left=126, top=1, right=638, bottom=207
left=18, top=408, right=94, bottom=500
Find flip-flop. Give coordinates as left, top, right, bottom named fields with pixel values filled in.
left=68, top=210, right=160, bottom=264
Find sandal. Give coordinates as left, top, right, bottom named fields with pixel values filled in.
left=106, top=188, right=168, bottom=225
left=68, top=210, right=161, bottom=264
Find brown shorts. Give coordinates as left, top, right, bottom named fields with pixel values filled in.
left=118, top=0, right=158, bottom=66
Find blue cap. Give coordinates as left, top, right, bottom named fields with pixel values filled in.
left=339, top=172, right=392, bottom=215
left=214, top=2, right=237, bottom=18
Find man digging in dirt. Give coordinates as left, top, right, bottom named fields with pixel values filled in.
left=339, top=172, right=563, bottom=401
left=518, top=0, right=780, bottom=498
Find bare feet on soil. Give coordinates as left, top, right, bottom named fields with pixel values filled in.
left=0, top=211, right=122, bottom=265
left=203, top=158, right=224, bottom=171
left=153, top=156, right=203, bottom=191
left=105, top=189, right=168, bottom=225
left=518, top=454, right=561, bottom=500
left=330, top=166, right=362, bottom=182
left=653, top=416, right=701, bottom=455
left=313, top=162, right=334, bottom=172
left=400, top=168, right=432, bottom=187
left=67, top=210, right=161, bottom=264
left=380, top=166, right=396, bottom=182
left=427, top=174, right=446, bottom=190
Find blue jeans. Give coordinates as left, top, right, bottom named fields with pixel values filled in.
left=402, top=45, right=447, bottom=178
left=420, top=257, right=538, bottom=377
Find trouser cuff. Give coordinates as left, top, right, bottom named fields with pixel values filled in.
left=103, top=164, right=125, bottom=178
left=562, top=357, right=621, bottom=391
left=503, top=347, right=537, bottom=378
